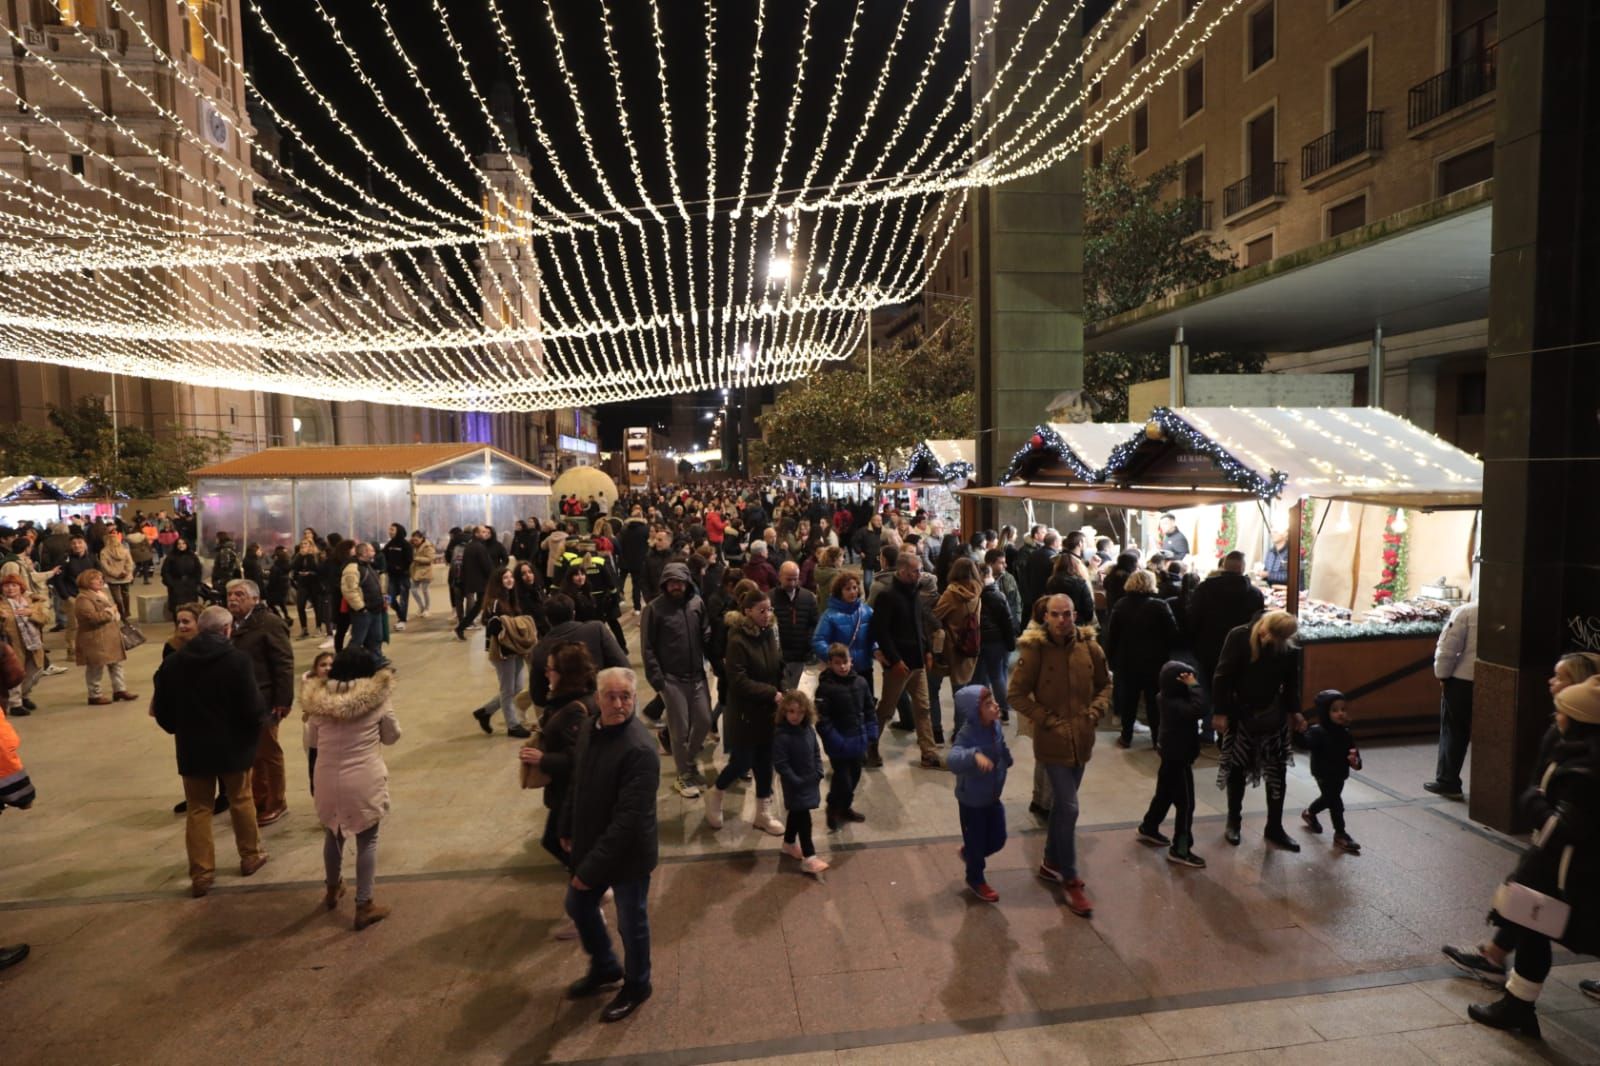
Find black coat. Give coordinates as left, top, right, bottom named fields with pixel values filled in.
left=231, top=604, right=297, bottom=710
left=1044, top=572, right=1095, bottom=628
left=1505, top=727, right=1600, bottom=955
left=559, top=713, right=660, bottom=888
left=152, top=633, right=269, bottom=777
left=265, top=557, right=291, bottom=604
left=772, top=719, right=824, bottom=811
left=1306, top=719, right=1360, bottom=781
left=1105, top=592, right=1180, bottom=680
left=1211, top=624, right=1298, bottom=733
left=813, top=667, right=877, bottom=761
left=978, top=582, right=1016, bottom=650
left=460, top=539, right=494, bottom=600
left=869, top=576, right=926, bottom=668
left=641, top=547, right=674, bottom=604
left=382, top=536, right=413, bottom=578
left=161, top=549, right=203, bottom=606
left=618, top=519, right=650, bottom=569
left=771, top=586, right=819, bottom=663
left=1022, top=547, right=1058, bottom=612
left=722, top=613, right=783, bottom=748
left=1155, top=661, right=1206, bottom=763
left=1187, top=572, right=1265, bottom=672
left=537, top=689, right=594, bottom=811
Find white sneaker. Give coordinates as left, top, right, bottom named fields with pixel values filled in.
left=675, top=775, right=701, bottom=799
left=800, top=856, right=830, bottom=876
left=704, top=787, right=725, bottom=829
left=318, top=638, right=334, bottom=650
left=395, top=622, right=406, bottom=632
left=780, top=842, right=803, bottom=860
left=755, top=797, right=785, bottom=836
left=42, top=664, right=68, bottom=676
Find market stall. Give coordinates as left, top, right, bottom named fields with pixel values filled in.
left=0, top=475, right=71, bottom=530
left=972, top=407, right=1482, bottom=735
left=880, top=439, right=975, bottom=528
left=190, top=444, right=552, bottom=553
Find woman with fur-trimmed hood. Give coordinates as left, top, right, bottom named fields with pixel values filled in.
left=302, top=648, right=401, bottom=931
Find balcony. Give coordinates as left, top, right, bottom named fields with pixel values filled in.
left=1222, top=162, right=1285, bottom=223
left=1301, top=111, right=1384, bottom=185
left=1178, top=199, right=1213, bottom=237
left=1409, top=47, right=1497, bottom=130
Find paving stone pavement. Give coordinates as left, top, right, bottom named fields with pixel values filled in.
left=0, top=608, right=1589, bottom=1064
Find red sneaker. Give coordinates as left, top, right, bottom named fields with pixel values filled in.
left=1064, top=878, right=1093, bottom=918
left=970, top=882, right=999, bottom=904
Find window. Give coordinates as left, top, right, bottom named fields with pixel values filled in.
left=1327, top=195, right=1366, bottom=236
left=1244, top=233, right=1273, bottom=267
left=1182, top=153, right=1204, bottom=200
left=1090, top=140, right=1103, bottom=169
left=55, top=0, right=97, bottom=27
left=1438, top=143, right=1494, bottom=194
left=69, top=153, right=84, bottom=176
left=1088, top=76, right=1103, bottom=105
left=1450, top=0, right=1498, bottom=68
left=1133, top=105, right=1149, bottom=155
left=1130, top=28, right=1148, bottom=67
left=1248, top=3, right=1275, bottom=72
left=961, top=249, right=970, bottom=280
left=1247, top=107, right=1276, bottom=178
left=1183, top=58, right=1205, bottom=119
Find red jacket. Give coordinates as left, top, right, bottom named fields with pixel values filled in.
left=705, top=510, right=726, bottom=544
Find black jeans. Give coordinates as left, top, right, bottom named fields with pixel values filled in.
left=784, top=808, right=815, bottom=857
left=959, top=801, right=1007, bottom=886
left=715, top=742, right=774, bottom=799
left=295, top=585, right=320, bottom=632
left=1115, top=669, right=1160, bottom=745
left=1226, top=766, right=1286, bottom=832
left=457, top=591, right=482, bottom=634
left=827, top=757, right=863, bottom=812
left=541, top=799, right=571, bottom=868
left=1307, top=775, right=1347, bottom=834
left=1435, top=677, right=1474, bottom=790
left=1141, top=755, right=1196, bottom=850
left=388, top=574, right=410, bottom=624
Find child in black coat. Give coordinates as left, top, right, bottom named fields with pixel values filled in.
left=773, top=690, right=828, bottom=876
left=813, top=643, right=877, bottom=831
left=1138, top=661, right=1208, bottom=867
left=1301, top=688, right=1362, bottom=854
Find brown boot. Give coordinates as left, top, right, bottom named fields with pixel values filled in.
left=240, top=853, right=270, bottom=877
left=865, top=741, right=883, bottom=768
left=190, top=878, right=213, bottom=898
left=323, top=879, right=346, bottom=911
left=354, top=900, right=391, bottom=931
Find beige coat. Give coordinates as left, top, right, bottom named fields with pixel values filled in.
left=932, top=579, right=982, bottom=686
left=409, top=541, right=436, bottom=583
left=302, top=669, right=401, bottom=834
left=0, top=591, right=52, bottom=670
left=74, top=588, right=126, bottom=667
left=1008, top=624, right=1110, bottom=768
left=98, top=541, right=134, bottom=584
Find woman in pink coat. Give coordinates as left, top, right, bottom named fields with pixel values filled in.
left=302, top=648, right=401, bottom=931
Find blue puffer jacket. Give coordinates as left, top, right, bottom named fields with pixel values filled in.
left=946, top=689, right=1013, bottom=808
left=772, top=718, right=825, bottom=811
left=813, top=667, right=878, bottom=761
left=812, top=596, right=875, bottom=674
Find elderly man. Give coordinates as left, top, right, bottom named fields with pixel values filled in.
left=227, top=579, right=296, bottom=826
left=560, top=668, right=659, bottom=1024
left=1009, top=594, right=1110, bottom=919
left=640, top=562, right=712, bottom=798
left=743, top=540, right=779, bottom=592
left=152, top=605, right=271, bottom=897
left=772, top=560, right=819, bottom=692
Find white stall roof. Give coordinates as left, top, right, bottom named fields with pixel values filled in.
left=1142, top=407, right=1483, bottom=508
left=923, top=439, right=975, bottom=468
left=1047, top=422, right=1143, bottom=472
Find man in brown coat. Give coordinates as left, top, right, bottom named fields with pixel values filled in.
left=228, top=580, right=295, bottom=825
left=1009, top=593, right=1110, bottom=919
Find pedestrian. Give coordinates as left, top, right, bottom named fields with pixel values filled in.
left=640, top=527, right=674, bottom=599
left=75, top=569, right=136, bottom=706
left=1105, top=569, right=1180, bottom=749
left=301, top=650, right=334, bottom=795
left=382, top=524, right=414, bottom=632
left=527, top=595, right=629, bottom=708
left=947, top=684, right=1012, bottom=903
left=1136, top=662, right=1207, bottom=868
left=1043, top=552, right=1095, bottom=631
left=52, top=535, right=97, bottom=662
left=814, top=642, right=875, bottom=831
left=743, top=539, right=779, bottom=592
left=1300, top=689, right=1363, bottom=854
left=520, top=640, right=597, bottom=932
left=211, top=533, right=242, bottom=588
left=127, top=526, right=155, bottom=585
left=772, top=561, right=819, bottom=691
left=933, top=556, right=985, bottom=689
left=0, top=639, right=35, bottom=970
left=515, top=560, right=551, bottom=636
left=303, top=647, right=401, bottom=931
left=340, top=543, right=387, bottom=662
left=472, top=567, right=539, bottom=739
left=290, top=533, right=323, bottom=640
left=243, top=542, right=267, bottom=590
left=408, top=531, right=435, bottom=619
left=1212, top=610, right=1304, bottom=852
left=1009, top=593, right=1109, bottom=918
left=617, top=508, right=651, bottom=612
left=973, top=561, right=1017, bottom=722
left=1185, top=550, right=1265, bottom=711
left=1101, top=551, right=1139, bottom=620
left=97, top=528, right=134, bottom=620
left=705, top=587, right=786, bottom=834
left=265, top=546, right=292, bottom=624
left=772, top=689, right=829, bottom=876
left=166, top=603, right=230, bottom=817
left=811, top=571, right=875, bottom=693
left=0, top=572, right=50, bottom=716
left=1426, top=600, right=1478, bottom=800
left=640, top=560, right=712, bottom=798
left=151, top=604, right=270, bottom=897
left=559, top=668, right=658, bottom=1024
left=454, top=526, right=496, bottom=639
left=227, top=579, right=295, bottom=827
left=870, top=551, right=937, bottom=770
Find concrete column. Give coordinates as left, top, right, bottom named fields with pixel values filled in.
left=971, top=0, right=1083, bottom=523
left=1472, top=0, right=1600, bottom=832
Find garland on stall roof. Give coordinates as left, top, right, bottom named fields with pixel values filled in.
left=1215, top=503, right=1237, bottom=558
left=1373, top=506, right=1411, bottom=604
left=888, top=442, right=973, bottom=485
left=1001, top=425, right=1100, bottom=484
left=1099, top=408, right=1288, bottom=502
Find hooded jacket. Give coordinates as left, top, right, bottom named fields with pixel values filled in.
left=772, top=717, right=825, bottom=811
left=302, top=669, right=401, bottom=834
left=126, top=532, right=154, bottom=565
left=1155, top=661, right=1206, bottom=763
left=1305, top=693, right=1360, bottom=782
left=771, top=583, right=820, bottom=663
left=1008, top=624, right=1111, bottom=768
left=722, top=608, right=784, bottom=748
left=933, top=579, right=983, bottom=684
left=98, top=539, right=134, bottom=584
left=813, top=666, right=877, bottom=760
left=382, top=532, right=413, bottom=578
left=152, top=632, right=269, bottom=777
left=812, top=595, right=875, bottom=674
left=409, top=540, right=437, bottom=583
left=947, top=689, right=1013, bottom=808
left=640, top=561, right=710, bottom=688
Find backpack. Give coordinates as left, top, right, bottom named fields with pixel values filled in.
left=214, top=546, right=240, bottom=583
left=448, top=543, right=466, bottom=586
left=950, top=601, right=981, bottom=658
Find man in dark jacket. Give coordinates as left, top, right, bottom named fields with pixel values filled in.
left=152, top=604, right=270, bottom=897
left=559, top=668, right=659, bottom=1024
left=1158, top=514, right=1190, bottom=560
left=227, top=579, right=296, bottom=826
left=639, top=528, right=675, bottom=606
left=772, top=561, right=819, bottom=691
left=617, top=510, right=651, bottom=611
left=870, top=552, right=936, bottom=769
left=640, top=561, right=712, bottom=797
left=51, top=535, right=98, bottom=656
left=1186, top=551, right=1265, bottom=707
left=1022, top=532, right=1060, bottom=617
left=455, top=526, right=496, bottom=639
left=529, top=594, right=629, bottom=707
left=381, top=525, right=414, bottom=631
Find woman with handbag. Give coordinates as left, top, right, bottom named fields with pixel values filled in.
left=472, top=567, right=534, bottom=739
left=74, top=569, right=137, bottom=706
left=518, top=641, right=596, bottom=939
left=1211, top=610, right=1303, bottom=852
left=0, top=572, right=51, bottom=715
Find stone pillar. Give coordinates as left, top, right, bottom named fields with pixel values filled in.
left=970, top=0, right=1084, bottom=525
left=1471, top=0, right=1600, bottom=832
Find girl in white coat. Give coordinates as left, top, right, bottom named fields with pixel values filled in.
left=302, top=647, right=401, bottom=930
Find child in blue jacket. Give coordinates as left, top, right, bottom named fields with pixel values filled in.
left=946, top=684, right=1013, bottom=902
left=814, top=642, right=878, bottom=830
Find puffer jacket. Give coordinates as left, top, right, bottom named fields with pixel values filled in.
left=1504, top=725, right=1600, bottom=955
left=771, top=585, right=819, bottom=664
left=811, top=596, right=875, bottom=674
left=813, top=666, right=877, bottom=760
left=772, top=718, right=825, bottom=811
left=302, top=669, right=401, bottom=835
left=722, top=609, right=783, bottom=749
left=1008, top=624, right=1111, bottom=768
left=410, top=541, right=436, bottom=583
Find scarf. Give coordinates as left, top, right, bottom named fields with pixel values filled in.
left=4, top=595, right=41, bottom=653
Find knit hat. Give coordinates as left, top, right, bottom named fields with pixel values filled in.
left=1313, top=689, right=1347, bottom=719
left=1556, top=679, right=1600, bottom=725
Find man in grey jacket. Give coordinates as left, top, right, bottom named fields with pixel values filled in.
left=640, top=561, right=712, bottom=798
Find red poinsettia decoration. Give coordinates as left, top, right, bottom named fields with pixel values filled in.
left=1374, top=509, right=1408, bottom=604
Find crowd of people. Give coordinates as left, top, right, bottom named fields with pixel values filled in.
left=1, top=484, right=1597, bottom=1042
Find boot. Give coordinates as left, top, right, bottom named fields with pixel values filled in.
left=865, top=741, right=883, bottom=768
left=323, top=879, right=346, bottom=911
left=825, top=807, right=839, bottom=832
left=704, top=787, right=725, bottom=830
left=754, top=797, right=784, bottom=836
left=354, top=899, right=391, bottom=931
left=1468, top=991, right=1541, bottom=1038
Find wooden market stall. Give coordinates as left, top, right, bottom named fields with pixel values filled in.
left=880, top=439, right=975, bottom=528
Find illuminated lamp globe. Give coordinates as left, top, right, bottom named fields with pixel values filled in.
left=552, top=466, right=620, bottom=514
left=1145, top=421, right=1165, bottom=441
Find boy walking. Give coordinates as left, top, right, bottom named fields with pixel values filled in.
left=814, top=643, right=876, bottom=831
left=1301, top=689, right=1362, bottom=854
left=947, top=685, right=1013, bottom=902
left=1137, top=662, right=1207, bottom=867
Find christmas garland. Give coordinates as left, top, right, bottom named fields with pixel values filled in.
left=1299, top=498, right=1316, bottom=582
left=1001, top=425, right=1099, bottom=484
left=1374, top=506, right=1410, bottom=604
left=1215, top=503, right=1237, bottom=558
left=888, top=442, right=972, bottom=485
left=1100, top=408, right=1288, bottom=502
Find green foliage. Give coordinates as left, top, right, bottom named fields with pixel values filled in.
left=3, top=398, right=230, bottom=497
left=754, top=301, right=976, bottom=472
left=0, top=422, right=67, bottom=475
left=1083, top=145, right=1262, bottom=421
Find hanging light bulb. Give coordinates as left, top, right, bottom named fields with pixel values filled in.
left=1391, top=507, right=1408, bottom=534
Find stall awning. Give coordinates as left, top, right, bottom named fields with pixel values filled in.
left=0, top=476, right=69, bottom=503
left=1003, top=422, right=1143, bottom=484
left=887, top=439, right=976, bottom=485
left=191, top=444, right=551, bottom=481
left=959, top=484, right=1254, bottom=510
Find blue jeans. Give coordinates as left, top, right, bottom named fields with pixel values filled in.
left=566, top=875, right=651, bottom=990
left=715, top=741, right=773, bottom=798
left=350, top=610, right=384, bottom=659
left=387, top=574, right=410, bottom=623
left=1042, top=763, right=1086, bottom=880
left=959, top=801, right=1007, bottom=886
left=493, top=655, right=527, bottom=729
left=975, top=643, right=1012, bottom=711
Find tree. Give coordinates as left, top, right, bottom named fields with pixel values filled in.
left=753, top=301, right=976, bottom=472
left=1083, top=145, right=1264, bottom=421
left=4, top=398, right=229, bottom=497
left=0, top=422, right=68, bottom=475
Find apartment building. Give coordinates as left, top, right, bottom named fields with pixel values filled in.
left=1082, top=0, right=1498, bottom=452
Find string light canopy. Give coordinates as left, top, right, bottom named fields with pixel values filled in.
left=0, top=0, right=1242, bottom=409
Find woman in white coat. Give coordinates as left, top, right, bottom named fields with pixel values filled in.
left=302, top=647, right=401, bottom=931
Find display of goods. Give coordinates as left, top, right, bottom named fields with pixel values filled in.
left=1366, top=598, right=1454, bottom=624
